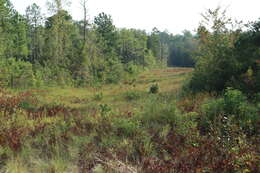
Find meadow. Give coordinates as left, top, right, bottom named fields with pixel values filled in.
left=0, top=68, right=258, bottom=173
left=1, top=1, right=259, bottom=172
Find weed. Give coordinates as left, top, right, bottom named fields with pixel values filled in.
left=99, top=104, right=112, bottom=117
left=124, top=90, right=143, bottom=101
left=149, top=84, right=159, bottom=94
left=93, top=92, right=103, bottom=101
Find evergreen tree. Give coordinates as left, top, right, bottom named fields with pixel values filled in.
left=26, top=3, right=44, bottom=63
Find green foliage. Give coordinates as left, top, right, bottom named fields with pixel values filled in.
left=189, top=8, right=260, bottom=93
left=0, top=1, right=29, bottom=61
left=117, top=29, right=156, bottom=67
left=44, top=10, right=74, bottom=66
left=147, top=28, right=160, bottom=58
left=94, top=12, right=117, bottom=55
left=189, top=8, right=238, bottom=92
left=25, top=3, right=45, bottom=62
left=99, top=104, right=112, bottom=117
left=124, top=90, right=144, bottom=101
left=200, top=88, right=259, bottom=135
left=0, top=58, right=35, bottom=88
left=1, top=1, right=259, bottom=171
left=232, top=19, right=260, bottom=93
left=199, top=98, right=225, bottom=132
left=104, top=57, right=124, bottom=83
left=124, top=62, right=140, bottom=81
left=175, top=111, right=198, bottom=135
left=93, top=92, right=103, bottom=101
left=35, top=65, right=74, bottom=87
left=18, top=99, right=38, bottom=111
left=223, top=87, right=247, bottom=114
left=0, top=68, right=258, bottom=172
left=149, top=83, right=159, bottom=94
left=0, top=0, right=198, bottom=87
left=168, top=30, right=196, bottom=67
left=138, top=97, right=178, bottom=126
left=144, top=50, right=157, bottom=68
left=111, top=117, right=140, bottom=137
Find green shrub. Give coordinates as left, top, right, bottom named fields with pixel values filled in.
left=111, top=117, right=140, bottom=137
left=19, top=100, right=38, bottom=111
left=187, top=9, right=260, bottom=94
left=104, top=58, right=124, bottom=84
left=99, top=104, right=111, bottom=117
left=255, top=93, right=260, bottom=102
left=175, top=112, right=198, bottom=135
left=137, top=98, right=178, bottom=127
left=93, top=92, right=103, bottom=101
left=149, top=84, right=159, bottom=94
left=223, top=87, right=247, bottom=115
left=0, top=58, right=35, bottom=88
left=124, top=90, right=143, bottom=101
left=125, top=62, right=139, bottom=76
left=199, top=88, right=259, bottom=135
left=199, top=98, right=225, bottom=132
left=34, top=64, right=74, bottom=87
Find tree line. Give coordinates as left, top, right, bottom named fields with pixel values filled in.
left=187, top=7, right=260, bottom=94
left=0, top=0, right=196, bottom=88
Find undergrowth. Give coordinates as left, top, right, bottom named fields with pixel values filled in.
left=0, top=70, right=258, bottom=173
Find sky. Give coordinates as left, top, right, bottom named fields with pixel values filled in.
left=11, top=0, right=260, bottom=34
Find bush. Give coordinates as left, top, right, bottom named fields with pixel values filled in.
left=104, top=58, right=124, bottom=83
left=93, top=92, right=103, bottom=101
left=199, top=88, right=259, bottom=135
left=149, top=84, right=159, bottom=94
left=125, top=62, right=139, bottom=76
left=111, top=117, right=140, bottom=137
left=188, top=11, right=260, bottom=94
left=99, top=104, right=111, bottom=117
left=223, top=87, right=247, bottom=114
left=34, top=64, right=74, bottom=87
left=124, top=90, right=143, bottom=101
left=199, top=98, right=225, bottom=133
left=137, top=97, right=178, bottom=127
left=0, top=58, right=35, bottom=88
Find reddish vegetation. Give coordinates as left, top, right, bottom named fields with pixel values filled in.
left=142, top=129, right=259, bottom=173
left=0, top=89, right=258, bottom=172
left=0, top=90, right=74, bottom=151
left=177, top=93, right=212, bottom=113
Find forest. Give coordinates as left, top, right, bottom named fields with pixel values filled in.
left=0, top=0, right=195, bottom=88
left=0, top=0, right=259, bottom=172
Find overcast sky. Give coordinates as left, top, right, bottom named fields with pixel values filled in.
left=11, top=0, right=260, bottom=34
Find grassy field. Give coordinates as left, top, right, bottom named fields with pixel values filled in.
left=0, top=67, right=258, bottom=173
left=33, top=68, right=192, bottom=111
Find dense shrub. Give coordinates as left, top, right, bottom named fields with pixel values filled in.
left=0, top=58, right=35, bottom=88
left=99, top=104, right=112, bottom=117
left=124, top=90, right=144, bottom=101
left=104, top=58, right=124, bottom=84
left=111, top=117, right=140, bottom=137
left=124, top=62, right=139, bottom=76
left=137, top=98, right=178, bottom=127
left=199, top=88, right=259, bottom=135
left=0, top=86, right=258, bottom=173
left=149, top=83, right=159, bottom=94
left=188, top=9, right=259, bottom=93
